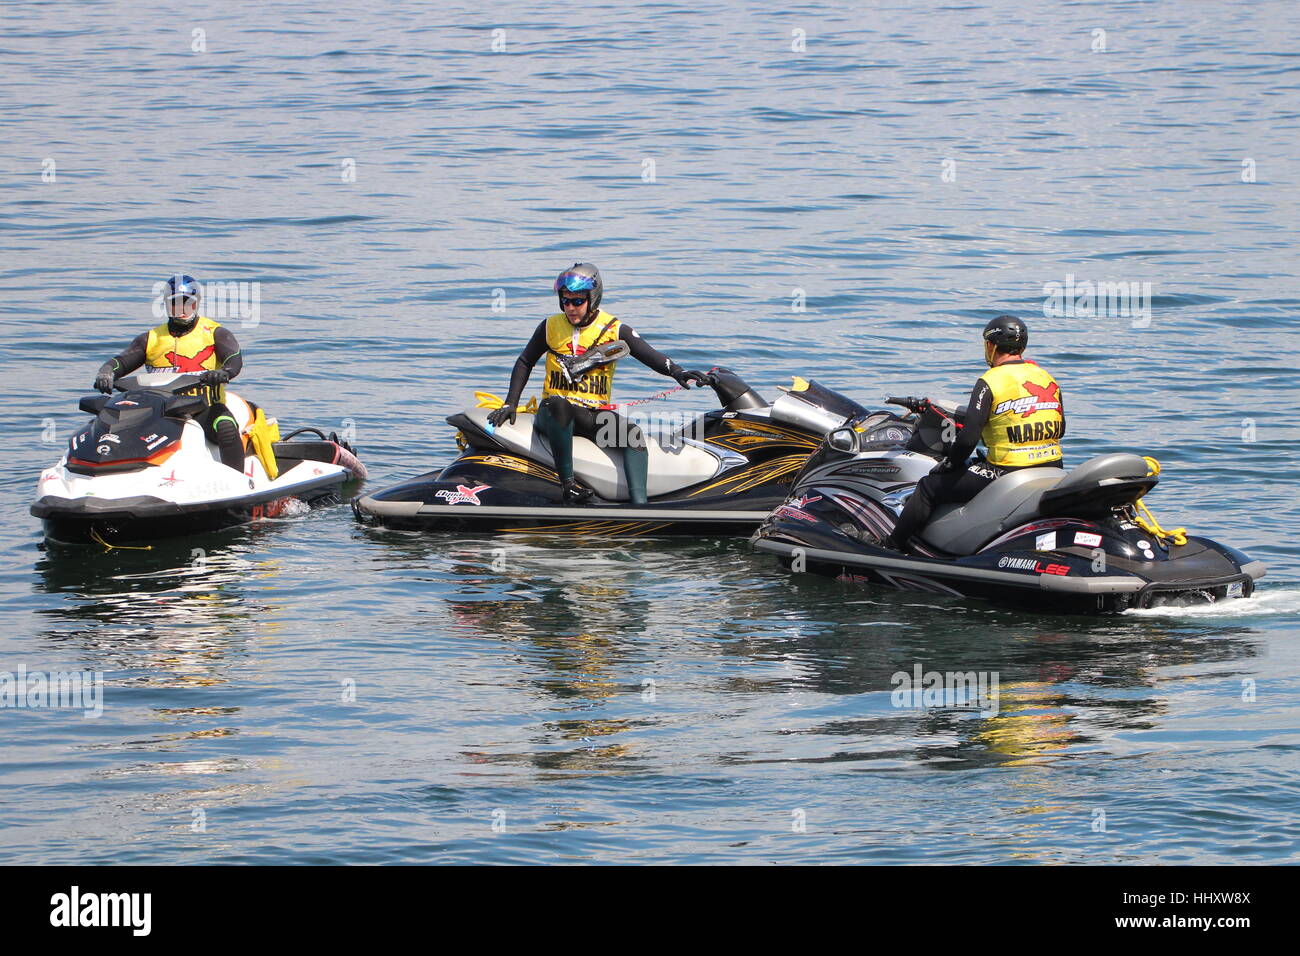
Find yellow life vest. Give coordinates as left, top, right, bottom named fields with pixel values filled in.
left=144, top=317, right=223, bottom=373
left=979, top=360, right=1064, bottom=467
left=541, top=310, right=620, bottom=407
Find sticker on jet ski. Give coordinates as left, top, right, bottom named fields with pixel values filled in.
left=773, top=493, right=823, bottom=523
left=998, top=556, right=1070, bottom=575
left=435, top=483, right=491, bottom=506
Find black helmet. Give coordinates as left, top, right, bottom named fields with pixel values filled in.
left=982, top=314, right=1027, bottom=353
left=554, top=262, right=603, bottom=318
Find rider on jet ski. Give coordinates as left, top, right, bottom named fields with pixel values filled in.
left=92, top=274, right=247, bottom=472
left=885, top=314, right=1066, bottom=552
left=486, top=263, right=709, bottom=504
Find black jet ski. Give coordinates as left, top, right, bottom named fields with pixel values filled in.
left=33, top=372, right=367, bottom=546
left=750, top=396, right=1265, bottom=614
left=353, top=369, right=864, bottom=536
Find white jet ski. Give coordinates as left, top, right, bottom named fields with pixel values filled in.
left=32, top=371, right=367, bottom=546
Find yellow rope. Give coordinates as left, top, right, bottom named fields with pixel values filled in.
left=1133, top=457, right=1188, bottom=546
left=89, top=528, right=152, bottom=552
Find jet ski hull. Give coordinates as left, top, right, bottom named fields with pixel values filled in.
left=752, top=532, right=1264, bottom=615
left=352, top=463, right=786, bottom=537
left=34, top=469, right=351, bottom=546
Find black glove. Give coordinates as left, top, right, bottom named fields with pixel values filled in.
left=93, top=369, right=115, bottom=394
left=199, top=369, right=230, bottom=387
left=930, top=458, right=959, bottom=475
left=487, top=404, right=517, bottom=428
left=672, top=368, right=708, bottom=388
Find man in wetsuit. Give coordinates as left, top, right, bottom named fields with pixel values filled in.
left=486, top=262, right=708, bottom=504
left=93, top=274, right=247, bottom=472
left=886, top=314, right=1065, bottom=552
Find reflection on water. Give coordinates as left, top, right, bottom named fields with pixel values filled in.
left=358, top=529, right=1268, bottom=778
left=32, top=528, right=293, bottom=699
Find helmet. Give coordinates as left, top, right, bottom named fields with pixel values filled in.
left=554, top=263, right=602, bottom=319
left=164, top=274, right=201, bottom=303
left=982, top=314, right=1027, bottom=353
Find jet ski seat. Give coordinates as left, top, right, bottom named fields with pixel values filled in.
left=918, top=465, right=1067, bottom=556
left=917, top=453, right=1158, bottom=555
left=460, top=408, right=722, bottom=500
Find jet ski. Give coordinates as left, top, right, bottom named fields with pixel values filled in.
left=352, top=369, right=864, bottom=536
left=32, top=371, right=367, bottom=546
left=750, top=396, right=1265, bottom=614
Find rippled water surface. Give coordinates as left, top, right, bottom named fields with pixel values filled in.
left=1, top=0, right=1298, bottom=864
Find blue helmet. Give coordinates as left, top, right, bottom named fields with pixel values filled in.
left=164, top=274, right=201, bottom=303
left=554, top=262, right=602, bottom=315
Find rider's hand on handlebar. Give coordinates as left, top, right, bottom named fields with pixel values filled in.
left=487, top=404, right=517, bottom=428
left=93, top=372, right=115, bottom=394
left=672, top=368, right=709, bottom=389
left=199, top=369, right=230, bottom=387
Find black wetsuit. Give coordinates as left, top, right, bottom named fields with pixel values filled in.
left=890, top=364, right=1066, bottom=549
left=103, top=325, right=243, bottom=382
left=503, top=320, right=689, bottom=452
left=503, top=320, right=691, bottom=503
left=99, top=324, right=246, bottom=471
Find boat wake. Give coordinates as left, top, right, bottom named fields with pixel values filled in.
left=1124, top=586, right=1300, bottom=619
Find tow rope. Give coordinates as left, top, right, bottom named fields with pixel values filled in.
left=605, top=385, right=687, bottom=411
left=606, top=364, right=721, bottom=411
left=1133, top=456, right=1188, bottom=546
left=473, top=385, right=691, bottom=415
left=89, top=528, right=152, bottom=552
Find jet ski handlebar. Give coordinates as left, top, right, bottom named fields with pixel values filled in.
left=886, top=395, right=930, bottom=414
left=113, top=373, right=205, bottom=395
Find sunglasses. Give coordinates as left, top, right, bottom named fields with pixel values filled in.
left=561, top=296, right=590, bottom=308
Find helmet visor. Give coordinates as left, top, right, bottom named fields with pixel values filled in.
left=555, top=272, right=597, bottom=294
